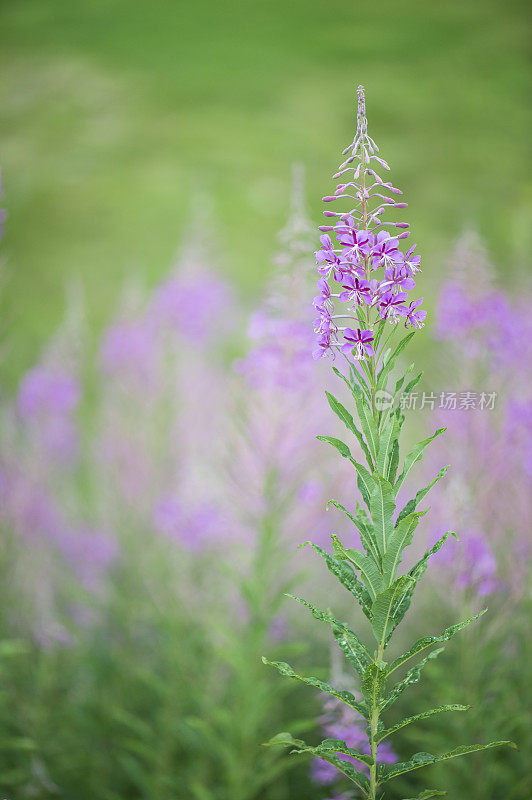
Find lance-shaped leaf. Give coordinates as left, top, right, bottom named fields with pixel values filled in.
left=396, top=466, right=450, bottom=524
left=327, top=499, right=381, bottom=565
left=361, top=662, right=387, bottom=711
left=376, top=704, right=470, bottom=743
left=393, top=362, right=415, bottom=397
left=376, top=413, right=401, bottom=478
left=372, top=317, right=387, bottom=353
left=325, top=390, right=374, bottom=469
left=381, top=648, right=445, bottom=710
left=382, top=511, right=427, bottom=583
left=378, top=741, right=517, bottom=784
left=349, top=364, right=373, bottom=401
left=300, top=542, right=372, bottom=619
left=332, top=534, right=384, bottom=599
left=287, top=594, right=370, bottom=677
left=371, top=576, right=414, bottom=646
left=394, top=428, right=447, bottom=494
left=403, top=370, right=423, bottom=395
left=292, top=738, right=374, bottom=767
left=263, top=732, right=306, bottom=749
left=309, top=750, right=371, bottom=793
left=376, top=330, right=416, bottom=393
left=316, top=436, right=375, bottom=509
left=354, top=392, right=380, bottom=462
left=386, top=435, right=400, bottom=484
left=387, top=610, right=487, bottom=675
left=392, top=531, right=459, bottom=625
left=262, top=658, right=368, bottom=718
left=370, top=475, right=396, bottom=555
left=401, top=791, right=446, bottom=800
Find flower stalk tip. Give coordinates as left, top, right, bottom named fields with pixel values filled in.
left=313, top=86, right=426, bottom=361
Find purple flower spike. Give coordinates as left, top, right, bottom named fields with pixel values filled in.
left=313, top=85, right=423, bottom=358
left=341, top=328, right=374, bottom=359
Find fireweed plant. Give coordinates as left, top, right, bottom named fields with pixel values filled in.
left=263, top=86, right=516, bottom=799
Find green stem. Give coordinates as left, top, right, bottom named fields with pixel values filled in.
left=368, top=644, right=384, bottom=799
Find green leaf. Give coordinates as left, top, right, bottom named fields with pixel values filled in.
left=409, top=531, right=457, bottom=583
left=386, top=436, right=400, bottom=484
left=382, top=648, right=445, bottom=710
left=354, top=393, right=379, bottom=461
left=262, top=658, right=368, bottom=718
left=393, top=362, right=415, bottom=396
left=401, top=791, right=446, bottom=800
left=396, top=466, right=450, bottom=523
left=376, top=704, right=470, bottom=743
left=382, top=511, right=426, bottom=582
left=370, top=475, right=396, bottom=555
left=317, top=434, right=353, bottom=460
left=376, top=331, right=416, bottom=392
left=376, top=413, right=400, bottom=478
left=355, top=462, right=377, bottom=509
left=372, top=317, right=387, bottom=353
left=306, top=750, right=371, bottom=792
left=263, top=732, right=305, bottom=748
left=392, top=531, right=459, bottom=624
left=403, top=370, right=423, bottom=395
left=327, top=499, right=380, bottom=564
left=361, top=662, right=387, bottom=711
left=332, top=365, right=355, bottom=394
left=332, top=534, right=384, bottom=599
left=387, top=610, right=487, bottom=675
left=293, top=738, right=374, bottom=767
left=316, top=435, right=376, bottom=509
left=300, top=541, right=372, bottom=619
left=325, top=391, right=374, bottom=469
left=379, top=741, right=518, bottom=784
left=349, top=364, right=372, bottom=402
left=287, top=594, right=370, bottom=677
left=371, top=576, right=415, bottom=646
left=394, top=428, right=447, bottom=494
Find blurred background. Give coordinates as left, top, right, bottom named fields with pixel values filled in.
left=1, top=0, right=530, bottom=384
left=0, top=1, right=531, bottom=799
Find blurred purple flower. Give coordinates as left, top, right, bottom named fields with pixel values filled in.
left=17, top=368, right=80, bottom=418
left=311, top=697, right=397, bottom=788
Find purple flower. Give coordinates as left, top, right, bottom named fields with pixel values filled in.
left=338, top=274, right=372, bottom=306
left=371, top=231, right=402, bottom=270
left=17, top=368, right=80, bottom=419
left=313, top=330, right=334, bottom=360
left=403, top=243, right=422, bottom=275
left=341, top=328, right=374, bottom=358
left=382, top=262, right=416, bottom=293
left=378, top=291, right=408, bottom=322
left=313, top=277, right=334, bottom=311
left=404, top=297, right=427, bottom=328
left=310, top=697, right=397, bottom=788
left=100, top=317, right=159, bottom=386
left=316, top=234, right=343, bottom=279
left=153, top=496, right=225, bottom=552
left=336, top=219, right=374, bottom=258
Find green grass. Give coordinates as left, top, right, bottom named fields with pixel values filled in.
left=0, top=0, right=530, bottom=385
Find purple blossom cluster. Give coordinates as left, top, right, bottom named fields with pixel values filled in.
left=311, top=696, right=397, bottom=794
left=424, top=231, right=532, bottom=600
left=313, top=85, right=425, bottom=361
